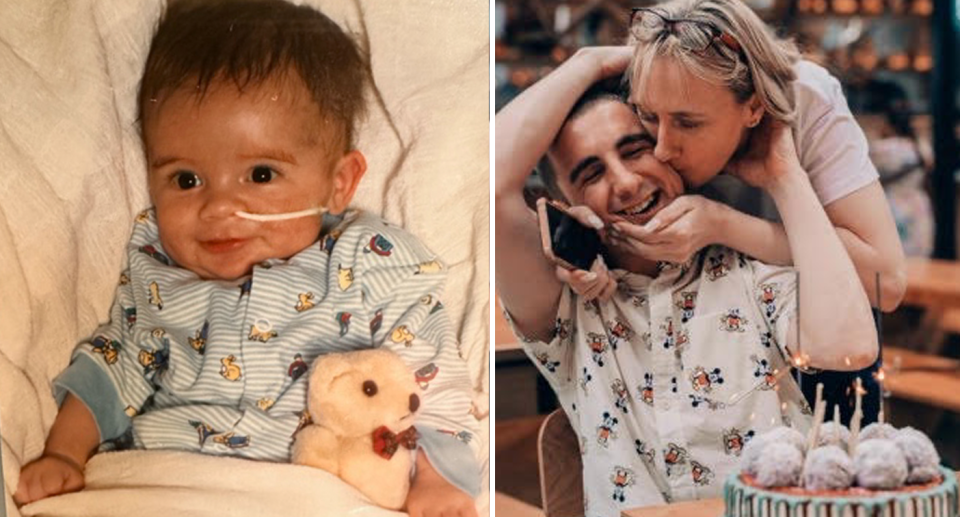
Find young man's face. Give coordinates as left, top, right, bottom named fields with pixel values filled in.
left=143, top=75, right=365, bottom=281
left=551, top=99, right=684, bottom=227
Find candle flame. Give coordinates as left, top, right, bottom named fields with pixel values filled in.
left=875, top=368, right=886, bottom=382
left=791, top=352, right=810, bottom=368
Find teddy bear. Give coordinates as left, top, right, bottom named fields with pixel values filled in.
left=292, top=348, right=421, bottom=510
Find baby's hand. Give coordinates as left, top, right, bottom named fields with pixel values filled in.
left=406, top=454, right=477, bottom=517
left=14, top=454, right=85, bottom=506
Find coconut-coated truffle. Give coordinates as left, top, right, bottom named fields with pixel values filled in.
left=853, top=439, right=908, bottom=489
left=802, top=445, right=854, bottom=490
left=741, top=434, right=769, bottom=477
left=754, top=442, right=804, bottom=488
left=815, top=422, right=851, bottom=451
left=860, top=422, right=897, bottom=442
left=893, top=427, right=941, bottom=484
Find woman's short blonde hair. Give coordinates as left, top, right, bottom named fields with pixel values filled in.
left=628, top=0, right=800, bottom=125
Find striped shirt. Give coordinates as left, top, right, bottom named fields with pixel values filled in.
left=55, top=208, right=479, bottom=496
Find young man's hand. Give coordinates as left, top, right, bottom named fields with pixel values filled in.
left=14, top=454, right=85, bottom=505
left=405, top=453, right=478, bottom=517
left=555, top=257, right=617, bottom=302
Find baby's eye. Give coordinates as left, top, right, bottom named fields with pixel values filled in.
left=250, top=166, right=278, bottom=184
left=677, top=119, right=702, bottom=130
left=174, top=171, right=202, bottom=190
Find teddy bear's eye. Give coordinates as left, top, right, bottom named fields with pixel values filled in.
left=362, top=380, right=378, bottom=396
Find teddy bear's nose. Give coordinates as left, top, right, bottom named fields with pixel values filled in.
left=409, top=393, right=420, bottom=413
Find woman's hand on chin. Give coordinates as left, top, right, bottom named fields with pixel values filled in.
left=724, top=118, right=802, bottom=190
left=607, top=195, right=722, bottom=264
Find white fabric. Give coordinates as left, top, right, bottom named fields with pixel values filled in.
left=510, top=248, right=812, bottom=516
left=792, top=60, right=880, bottom=207
left=0, top=0, right=489, bottom=515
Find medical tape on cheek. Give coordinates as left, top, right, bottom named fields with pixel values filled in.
left=234, top=207, right=326, bottom=222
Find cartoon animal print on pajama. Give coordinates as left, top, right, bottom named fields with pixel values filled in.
left=611, top=466, right=635, bottom=502
left=676, top=292, right=697, bottom=323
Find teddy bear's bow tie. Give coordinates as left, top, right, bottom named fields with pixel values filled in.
left=372, top=425, right=418, bottom=459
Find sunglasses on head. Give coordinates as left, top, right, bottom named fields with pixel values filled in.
left=630, top=7, right=745, bottom=60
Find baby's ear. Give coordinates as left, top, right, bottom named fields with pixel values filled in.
left=326, top=150, right=367, bottom=215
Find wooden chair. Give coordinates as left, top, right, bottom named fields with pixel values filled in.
left=496, top=491, right=545, bottom=517
left=537, top=409, right=584, bottom=517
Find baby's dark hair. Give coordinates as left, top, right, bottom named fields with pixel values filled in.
left=138, top=0, right=368, bottom=151
left=537, top=76, right=630, bottom=201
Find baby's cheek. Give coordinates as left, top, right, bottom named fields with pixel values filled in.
left=268, top=217, right=324, bottom=258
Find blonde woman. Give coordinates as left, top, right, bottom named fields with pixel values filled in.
left=567, top=0, right=905, bottom=313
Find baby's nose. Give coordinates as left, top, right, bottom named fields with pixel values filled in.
left=409, top=393, right=420, bottom=413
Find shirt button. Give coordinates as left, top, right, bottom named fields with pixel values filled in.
left=254, top=319, right=273, bottom=333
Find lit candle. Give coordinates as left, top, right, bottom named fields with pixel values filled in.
left=832, top=404, right=840, bottom=443
left=849, top=378, right=863, bottom=455
left=806, top=383, right=825, bottom=452
left=876, top=367, right=886, bottom=425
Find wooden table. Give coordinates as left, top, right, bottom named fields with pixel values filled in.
left=883, top=345, right=960, bottom=412
left=495, top=491, right=544, bottom=517
left=622, top=473, right=960, bottom=516
left=904, top=257, right=960, bottom=308
left=622, top=498, right=724, bottom=516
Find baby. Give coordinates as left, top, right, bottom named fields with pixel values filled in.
left=14, top=1, right=480, bottom=515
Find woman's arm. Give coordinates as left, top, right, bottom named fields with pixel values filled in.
left=613, top=185, right=905, bottom=311
left=716, top=190, right=906, bottom=312
left=762, top=125, right=879, bottom=371
left=714, top=186, right=905, bottom=311
left=825, top=183, right=907, bottom=311
left=494, top=47, right=631, bottom=341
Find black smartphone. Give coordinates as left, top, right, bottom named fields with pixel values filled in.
left=536, top=198, right=603, bottom=271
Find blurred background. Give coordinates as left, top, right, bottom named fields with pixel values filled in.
left=494, top=1, right=960, bottom=514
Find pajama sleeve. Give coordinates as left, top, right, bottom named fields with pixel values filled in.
left=353, top=225, right=481, bottom=498
left=53, top=272, right=159, bottom=443
left=744, top=257, right=799, bottom=367
left=502, top=287, right=578, bottom=393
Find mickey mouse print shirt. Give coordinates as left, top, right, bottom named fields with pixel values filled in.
left=53, top=208, right=480, bottom=497
left=508, top=246, right=813, bottom=516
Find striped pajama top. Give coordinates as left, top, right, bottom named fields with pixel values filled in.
left=54, top=208, right=480, bottom=496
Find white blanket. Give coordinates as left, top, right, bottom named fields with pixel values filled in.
left=0, top=0, right=489, bottom=515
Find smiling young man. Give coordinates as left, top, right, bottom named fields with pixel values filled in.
left=495, top=46, right=876, bottom=515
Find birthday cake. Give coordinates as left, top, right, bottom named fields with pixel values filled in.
left=723, top=385, right=958, bottom=517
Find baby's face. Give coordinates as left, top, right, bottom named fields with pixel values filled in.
left=144, top=76, right=362, bottom=280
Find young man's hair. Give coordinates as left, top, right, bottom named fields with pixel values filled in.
left=138, top=0, right=368, bottom=151
left=537, top=77, right=629, bottom=201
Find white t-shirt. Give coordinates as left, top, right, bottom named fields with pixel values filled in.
left=703, top=60, right=879, bottom=219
